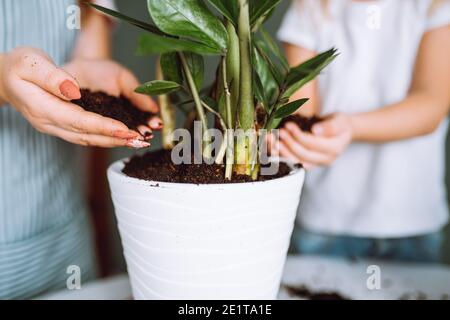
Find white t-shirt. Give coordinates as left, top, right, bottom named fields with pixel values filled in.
left=278, top=0, right=450, bottom=238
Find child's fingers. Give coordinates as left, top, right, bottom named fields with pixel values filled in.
left=119, top=67, right=159, bottom=113
left=280, top=129, right=335, bottom=165
left=284, top=123, right=340, bottom=156
left=312, top=115, right=347, bottom=137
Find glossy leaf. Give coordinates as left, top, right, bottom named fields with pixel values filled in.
left=254, top=39, right=285, bottom=86
left=160, top=53, right=182, bottom=84
left=273, top=98, right=309, bottom=119
left=135, top=80, right=181, bottom=96
left=184, top=52, right=204, bottom=90
left=137, top=33, right=221, bottom=55
left=89, top=3, right=164, bottom=35
left=253, top=71, right=269, bottom=112
left=258, top=27, right=289, bottom=72
left=283, top=48, right=339, bottom=98
left=147, top=0, right=228, bottom=53
left=252, top=47, right=279, bottom=109
left=207, top=0, right=238, bottom=24
left=249, top=0, right=282, bottom=26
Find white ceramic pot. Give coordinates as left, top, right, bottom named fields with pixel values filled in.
left=107, top=159, right=305, bottom=300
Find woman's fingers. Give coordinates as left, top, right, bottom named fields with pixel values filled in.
left=42, top=124, right=150, bottom=148
left=119, top=67, right=159, bottom=113
left=148, top=116, right=163, bottom=130
left=13, top=48, right=81, bottom=101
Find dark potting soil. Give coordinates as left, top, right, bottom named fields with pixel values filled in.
left=284, top=285, right=350, bottom=300
left=279, top=114, right=324, bottom=133
left=72, top=89, right=154, bottom=131
left=122, top=149, right=296, bottom=184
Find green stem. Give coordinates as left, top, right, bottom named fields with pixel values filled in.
left=237, top=0, right=254, bottom=131
left=236, top=0, right=255, bottom=176
left=225, top=21, right=240, bottom=127
left=222, top=60, right=234, bottom=180
left=156, top=59, right=175, bottom=150
left=179, top=52, right=211, bottom=159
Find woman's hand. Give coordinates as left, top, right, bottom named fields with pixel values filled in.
left=64, top=58, right=162, bottom=137
left=0, top=47, right=158, bottom=148
left=269, top=114, right=354, bottom=170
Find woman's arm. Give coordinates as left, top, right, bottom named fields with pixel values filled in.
left=348, top=25, right=450, bottom=142
left=0, top=53, right=6, bottom=105
left=72, top=6, right=113, bottom=60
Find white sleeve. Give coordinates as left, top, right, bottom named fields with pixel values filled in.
left=277, top=0, right=321, bottom=51
left=426, top=0, right=450, bottom=31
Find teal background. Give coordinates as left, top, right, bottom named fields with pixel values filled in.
left=105, top=0, right=449, bottom=271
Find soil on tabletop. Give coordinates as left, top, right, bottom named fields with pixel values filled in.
left=283, top=285, right=350, bottom=300
left=122, top=149, right=297, bottom=184
left=72, top=89, right=155, bottom=131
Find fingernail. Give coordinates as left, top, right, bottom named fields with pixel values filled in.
left=144, top=131, right=154, bottom=140
left=127, top=139, right=150, bottom=149
left=114, top=130, right=139, bottom=139
left=59, top=80, right=81, bottom=100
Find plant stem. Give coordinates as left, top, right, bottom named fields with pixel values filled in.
left=179, top=52, right=212, bottom=159
left=222, top=60, right=234, bottom=180
left=156, top=59, right=175, bottom=150
left=236, top=0, right=256, bottom=176
left=225, top=21, right=240, bottom=127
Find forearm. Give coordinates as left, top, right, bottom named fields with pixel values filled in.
left=0, top=53, right=7, bottom=105
left=350, top=91, right=449, bottom=143
left=72, top=10, right=113, bottom=60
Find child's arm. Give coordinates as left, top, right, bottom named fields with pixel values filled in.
left=284, top=43, right=320, bottom=117
left=347, top=25, right=450, bottom=142
left=277, top=26, right=450, bottom=168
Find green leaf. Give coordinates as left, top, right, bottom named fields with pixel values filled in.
left=160, top=53, right=182, bottom=83
left=254, top=39, right=285, bottom=87
left=206, top=0, right=238, bottom=24
left=253, top=71, right=269, bottom=112
left=88, top=3, right=164, bottom=35
left=147, top=0, right=228, bottom=53
left=273, top=98, right=309, bottom=119
left=258, top=27, right=289, bottom=72
left=283, top=48, right=339, bottom=98
left=184, top=52, right=204, bottom=90
left=249, top=0, right=282, bottom=26
left=252, top=47, right=279, bottom=108
left=135, top=80, right=181, bottom=96
left=137, top=33, right=221, bottom=55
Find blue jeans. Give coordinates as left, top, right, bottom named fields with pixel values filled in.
left=292, top=228, right=444, bottom=263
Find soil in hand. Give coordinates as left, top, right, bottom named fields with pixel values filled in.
left=122, top=149, right=296, bottom=184
left=279, top=114, right=324, bottom=133
left=72, top=89, right=155, bottom=131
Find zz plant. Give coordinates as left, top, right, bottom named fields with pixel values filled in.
left=91, top=0, right=337, bottom=180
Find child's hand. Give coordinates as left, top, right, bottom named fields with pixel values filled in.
left=277, top=114, right=354, bottom=170
left=0, top=47, right=155, bottom=148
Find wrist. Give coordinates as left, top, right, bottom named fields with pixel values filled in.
left=348, top=114, right=362, bottom=142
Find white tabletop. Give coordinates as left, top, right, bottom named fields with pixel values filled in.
left=37, top=255, right=450, bottom=300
